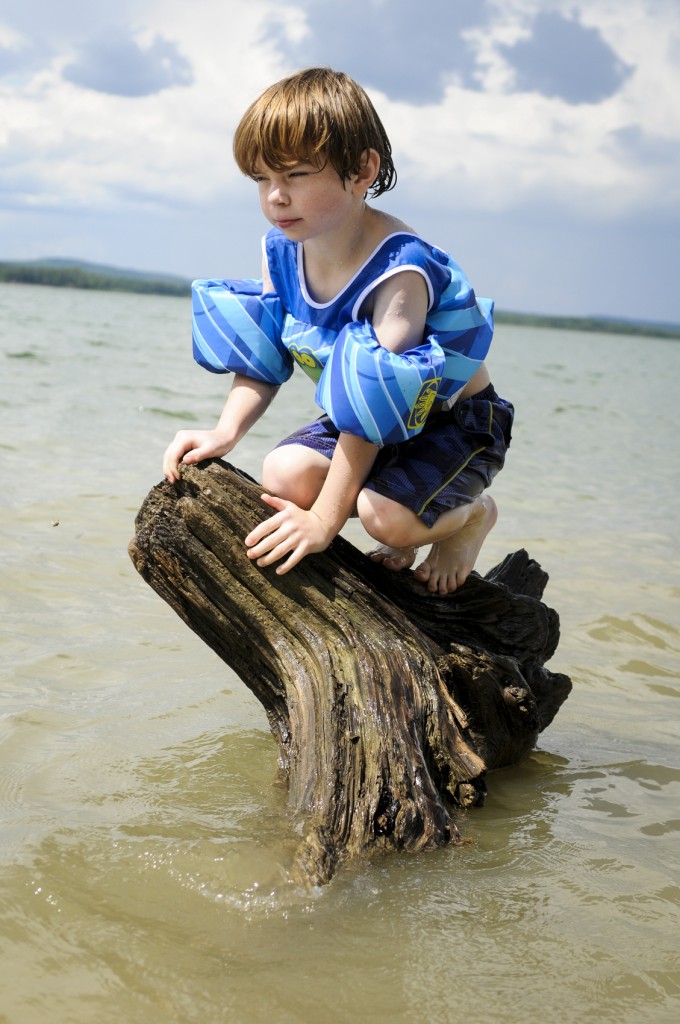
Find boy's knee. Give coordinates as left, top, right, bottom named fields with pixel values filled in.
left=261, top=446, right=327, bottom=508
left=261, top=449, right=280, bottom=489
left=262, top=447, right=301, bottom=500
left=357, top=489, right=417, bottom=547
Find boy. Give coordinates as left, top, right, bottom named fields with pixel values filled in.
left=163, top=68, right=513, bottom=595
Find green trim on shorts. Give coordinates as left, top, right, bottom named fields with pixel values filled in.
left=415, top=402, right=494, bottom=517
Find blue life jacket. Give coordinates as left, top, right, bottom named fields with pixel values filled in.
left=191, top=230, right=494, bottom=445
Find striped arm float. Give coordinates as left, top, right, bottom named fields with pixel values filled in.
left=428, top=293, right=495, bottom=402
left=315, top=321, right=446, bottom=446
left=191, top=278, right=293, bottom=385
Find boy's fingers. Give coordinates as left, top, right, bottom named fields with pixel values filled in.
left=254, top=538, right=296, bottom=567
left=245, top=507, right=292, bottom=548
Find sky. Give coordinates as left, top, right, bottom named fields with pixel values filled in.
left=1, top=0, right=679, bottom=322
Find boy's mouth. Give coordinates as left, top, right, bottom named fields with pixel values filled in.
left=275, top=218, right=300, bottom=229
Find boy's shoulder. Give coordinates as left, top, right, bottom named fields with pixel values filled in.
left=264, top=226, right=462, bottom=321
left=376, top=230, right=450, bottom=268
left=372, top=232, right=456, bottom=304
left=264, top=226, right=452, bottom=278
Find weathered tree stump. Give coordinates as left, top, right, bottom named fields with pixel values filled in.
left=129, top=459, right=571, bottom=885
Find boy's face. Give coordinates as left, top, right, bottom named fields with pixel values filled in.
left=253, top=158, right=364, bottom=243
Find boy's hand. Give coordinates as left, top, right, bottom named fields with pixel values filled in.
left=163, top=429, right=231, bottom=483
left=245, top=494, right=336, bottom=574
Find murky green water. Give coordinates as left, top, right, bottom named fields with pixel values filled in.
left=1, top=283, right=678, bottom=1023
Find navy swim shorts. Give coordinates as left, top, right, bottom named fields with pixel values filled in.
left=276, top=383, right=514, bottom=527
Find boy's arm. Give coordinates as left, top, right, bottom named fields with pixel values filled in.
left=164, top=251, right=281, bottom=483
left=244, top=271, right=428, bottom=573
left=163, top=374, right=277, bottom=483
left=245, top=430, right=379, bottom=573
left=363, top=269, right=430, bottom=356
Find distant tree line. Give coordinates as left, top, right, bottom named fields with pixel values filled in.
left=1, top=261, right=677, bottom=338
left=0, top=262, right=190, bottom=297
left=494, top=309, right=680, bottom=340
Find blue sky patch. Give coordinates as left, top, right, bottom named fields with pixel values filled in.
left=63, top=29, right=193, bottom=97
left=267, top=0, right=488, bottom=103
left=501, top=12, right=633, bottom=104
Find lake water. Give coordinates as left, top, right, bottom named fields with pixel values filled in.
left=1, top=282, right=678, bottom=1024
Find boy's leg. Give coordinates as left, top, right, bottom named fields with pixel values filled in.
left=357, top=488, right=497, bottom=595
left=261, top=443, right=330, bottom=509
left=358, top=384, right=513, bottom=594
left=262, top=412, right=356, bottom=507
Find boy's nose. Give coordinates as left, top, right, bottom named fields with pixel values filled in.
left=268, top=183, right=289, bottom=204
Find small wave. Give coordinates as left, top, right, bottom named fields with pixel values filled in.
left=619, top=659, right=679, bottom=678
left=587, top=614, right=677, bottom=650
left=647, top=683, right=680, bottom=699
left=139, top=406, right=200, bottom=421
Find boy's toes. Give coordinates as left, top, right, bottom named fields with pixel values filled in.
left=383, top=552, right=412, bottom=571
left=414, top=554, right=464, bottom=595
left=413, top=558, right=433, bottom=583
left=433, top=571, right=459, bottom=596
left=367, top=545, right=418, bottom=572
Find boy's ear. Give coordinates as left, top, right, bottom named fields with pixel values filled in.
left=353, top=148, right=381, bottom=192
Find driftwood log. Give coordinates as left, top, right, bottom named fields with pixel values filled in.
left=129, top=459, right=572, bottom=885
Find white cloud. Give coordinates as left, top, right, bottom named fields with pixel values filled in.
left=0, top=0, right=678, bottom=319
left=0, top=23, right=22, bottom=49
left=0, top=1, right=291, bottom=213
left=2, top=0, right=676, bottom=219
left=375, top=0, right=680, bottom=219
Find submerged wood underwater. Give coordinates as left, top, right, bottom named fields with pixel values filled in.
left=130, top=459, right=572, bottom=885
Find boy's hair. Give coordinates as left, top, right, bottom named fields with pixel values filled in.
left=233, top=67, right=396, bottom=198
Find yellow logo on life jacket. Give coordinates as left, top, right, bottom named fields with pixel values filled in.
left=288, top=344, right=323, bottom=383
left=407, top=378, right=440, bottom=431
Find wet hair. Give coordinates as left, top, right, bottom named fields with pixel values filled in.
left=232, top=67, right=396, bottom=198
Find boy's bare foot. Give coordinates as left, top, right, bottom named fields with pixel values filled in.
left=367, top=544, right=419, bottom=572
left=365, top=495, right=497, bottom=593
left=414, top=495, right=497, bottom=595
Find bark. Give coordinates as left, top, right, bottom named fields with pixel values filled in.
left=129, top=459, right=572, bottom=885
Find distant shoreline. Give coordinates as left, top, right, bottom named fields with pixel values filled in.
left=1, top=260, right=678, bottom=340
left=0, top=261, right=188, bottom=298
left=493, top=310, right=680, bottom=339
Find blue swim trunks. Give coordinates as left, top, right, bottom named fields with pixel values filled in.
left=276, top=383, right=514, bottom=527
